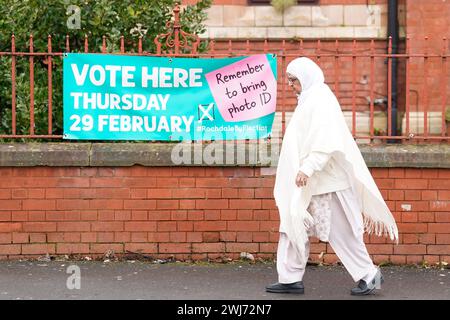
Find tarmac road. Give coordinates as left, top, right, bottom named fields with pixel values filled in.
left=0, top=260, right=448, bottom=300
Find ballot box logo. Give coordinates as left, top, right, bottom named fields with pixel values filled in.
left=198, top=103, right=215, bottom=121
left=205, top=54, right=276, bottom=122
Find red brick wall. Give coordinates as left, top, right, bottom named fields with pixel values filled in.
left=0, top=166, right=449, bottom=265
left=207, top=41, right=446, bottom=117
left=187, top=0, right=449, bottom=113
left=405, top=0, right=450, bottom=115
left=211, top=40, right=390, bottom=113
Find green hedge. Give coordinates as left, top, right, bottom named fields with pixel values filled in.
left=0, top=0, right=212, bottom=141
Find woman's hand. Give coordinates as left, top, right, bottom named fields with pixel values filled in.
left=296, top=170, right=309, bottom=187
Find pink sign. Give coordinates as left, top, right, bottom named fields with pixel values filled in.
left=205, top=54, right=277, bottom=122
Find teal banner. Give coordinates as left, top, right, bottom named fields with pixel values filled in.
left=63, top=53, right=277, bottom=141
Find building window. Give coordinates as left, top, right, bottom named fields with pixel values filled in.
left=248, top=0, right=318, bottom=4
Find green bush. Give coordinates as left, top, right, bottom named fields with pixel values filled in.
left=0, top=0, right=212, bottom=141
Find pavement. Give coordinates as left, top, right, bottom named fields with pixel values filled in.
left=0, top=260, right=449, bottom=300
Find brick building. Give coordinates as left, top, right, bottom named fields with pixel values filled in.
left=184, top=0, right=450, bottom=137
left=0, top=0, right=449, bottom=265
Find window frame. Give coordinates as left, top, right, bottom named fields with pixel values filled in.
left=248, top=0, right=319, bottom=4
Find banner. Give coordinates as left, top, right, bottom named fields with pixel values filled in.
left=63, top=53, right=277, bottom=141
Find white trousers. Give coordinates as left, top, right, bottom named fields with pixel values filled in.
left=276, top=190, right=378, bottom=284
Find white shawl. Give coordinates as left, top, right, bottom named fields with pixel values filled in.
left=273, top=57, right=399, bottom=264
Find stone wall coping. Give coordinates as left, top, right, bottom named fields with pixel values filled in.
left=0, top=142, right=448, bottom=168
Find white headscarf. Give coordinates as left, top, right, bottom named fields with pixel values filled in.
left=274, top=57, right=399, bottom=265
left=286, top=57, right=325, bottom=105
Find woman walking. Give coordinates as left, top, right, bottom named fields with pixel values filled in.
left=267, top=57, right=399, bottom=296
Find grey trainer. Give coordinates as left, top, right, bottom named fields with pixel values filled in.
left=351, top=268, right=384, bottom=296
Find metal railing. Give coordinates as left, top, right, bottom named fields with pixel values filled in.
left=0, top=4, right=448, bottom=143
